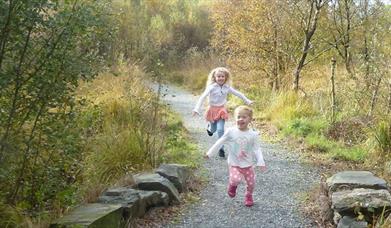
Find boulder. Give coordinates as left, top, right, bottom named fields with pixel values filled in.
left=133, top=173, right=180, bottom=204
left=155, top=164, right=190, bottom=192
left=50, top=203, right=123, bottom=228
left=138, top=190, right=170, bottom=210
left=327, top=171, right=387, bottom=192
left=337, top=216, right=367, bottom=228
left=97, top=187, right=168, bottom=218
left=332, top=188, right=391, bottom=215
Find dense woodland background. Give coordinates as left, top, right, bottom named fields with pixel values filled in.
left=0, top=0, right=390, bottom=226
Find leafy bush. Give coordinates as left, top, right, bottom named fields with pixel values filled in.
left=283, top=118, right=327, bottom=138
left=283, top=119, right=313, bottom=137
left=326, top=116, right=372, bottom=146
left=0, top=0, right=116, bottom=220
left=331, top=146, right=367, bottom=162
left=305, top=134, right=337, bottom=153
left=373, top=121, right=391, bottom=155
left=367, top=121, right=391, bottom=165
left=0, top=201, right=26, bottom=228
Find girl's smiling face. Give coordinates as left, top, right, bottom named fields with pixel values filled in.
left=215, top=71, right=226, bottom=85
left=235, top=110, right=252, bottom=131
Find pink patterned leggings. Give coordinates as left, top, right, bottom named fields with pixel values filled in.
left=229, top=166, right=255, bottom=195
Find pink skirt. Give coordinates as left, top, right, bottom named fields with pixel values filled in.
left=205, top=106, right=229, bottom=122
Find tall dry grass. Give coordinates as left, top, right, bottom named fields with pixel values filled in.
left=76, top=61, right=199, bottom=202
left=76, top=63, right=166, bottom=197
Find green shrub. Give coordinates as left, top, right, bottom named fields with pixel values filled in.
left=305, top=134, right=336, bottom=153
left=326, top=116, right=371, bottom=146
left=373, top=121, right=391, bottom=155
left=282, top=118, right=327, bottom=138
left=331, top=146, right=367, bottom=162
left=0, top=201, right=25, bottom=228
left=283, top=119, right=313, bottom=137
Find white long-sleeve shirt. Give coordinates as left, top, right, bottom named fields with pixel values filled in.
left=207, top=127, right=265, bottom=168
left=193, top=83, right=253, bottom=114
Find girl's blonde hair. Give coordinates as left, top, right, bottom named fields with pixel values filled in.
left=206, top=67, right=232, bottom=86
left=234, top=105, right=253, bottom=118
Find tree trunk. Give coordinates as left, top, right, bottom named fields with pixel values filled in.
left=293, top=0, right=323, bottom=91
left=9, top=101, right=45, bottom=204
left=368, top=76, right=382, bottom=117
left=330, top=0, right=355, bottom=78
left=362, top=0, right=371, bottom=89
left=388, top=80, right=391, bottom=114
left=273, top=27, right=279, bottom=91
left=0, top=0, right=16, bottom=70
left=343, top=0, right=353, bottom=75
left=330, top=57, right=337, bottom=123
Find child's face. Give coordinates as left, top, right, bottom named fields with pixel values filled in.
left=215, top=72, right=226, bottom=85
left=235, top=110, right=252, bottom=130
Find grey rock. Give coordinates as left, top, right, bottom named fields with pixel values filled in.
left=327, top=171, right=388, bottom=193
left=50, top=203, right=123, bottom=228
left=333, top=211, right=342, bottom=225
left=337, top=216, right=367, bottom=228
left=155, top=163, right=190, bottom=192
left=138, top=190, right=170, bottom=208
left=133, top=173, right=180, bottom=204
left=332, top=188, right=391, bottom=214
left=97, top=187, right=168, bottom=218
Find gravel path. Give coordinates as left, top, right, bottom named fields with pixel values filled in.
left=158, top=83, right=319, bottom=228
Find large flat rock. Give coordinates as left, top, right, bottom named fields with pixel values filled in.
left=327, top=171, right=387, bottom=192
left=332, top=188, right=391, bottom=214
left=50, top=203, right=123, bottom=228
left=97, top=187, right=169, bottom=218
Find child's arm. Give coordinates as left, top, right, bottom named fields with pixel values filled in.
left=206, top=129, right=231, bottom=158
left=228, top=87, right=253, bottom=105
left=193, top=86, right=211, bottom=115
left=253, top=132, right=266, bottom=170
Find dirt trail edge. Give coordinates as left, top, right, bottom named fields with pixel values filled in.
left=158, top=83, right=319, bottom=228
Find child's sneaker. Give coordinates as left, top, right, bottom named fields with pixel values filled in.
left=218, top=148, right=225, bottom=158
left=206, top=124, right=213, bottom=136
left=244, top=194, right=254, bottom=207
left=228, top=185, right=237, bottom=198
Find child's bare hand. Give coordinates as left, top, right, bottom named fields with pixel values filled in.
left=259, top=166, right=267, bottom=172
left=192, top=111, right=200, bottom=116
left=204, top=154, right=209, bottom=159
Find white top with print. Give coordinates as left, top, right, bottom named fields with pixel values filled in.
left=207, top=127, right=265, bottom=168
left=193, top=83, right=252, bottom=114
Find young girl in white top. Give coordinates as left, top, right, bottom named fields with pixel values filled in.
left=206, top=105, right=266, bottom=207
left=192, top=67, right=253, bottom=158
